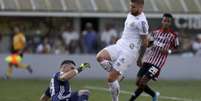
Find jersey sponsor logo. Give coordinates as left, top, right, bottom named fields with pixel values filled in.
left=120, top=58, right=125, bottom=63
left=116, top=62, right=121, bottom=67
left=154, top=41, right=165, bottom=47
left=129, top=43, right=135, bottom=49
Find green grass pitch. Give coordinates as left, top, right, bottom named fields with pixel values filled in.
left=0, top=79, right=201, bottom=101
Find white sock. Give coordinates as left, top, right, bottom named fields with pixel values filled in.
left=108, top=80, right=120, bottom=101
left=100, top=60, right=113, bottom=72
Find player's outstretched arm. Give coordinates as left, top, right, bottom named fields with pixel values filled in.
left=40, top=87, right=51, bottom=101
left=40, top=94, right=50, bottom=101
left=137, top=35, right=149, bottom=67
left=59, top=63, right=90, bottom=81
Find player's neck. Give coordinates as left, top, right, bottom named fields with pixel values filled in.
left=130, top=12, right=142, bottom=16
left=161, top=27, right=170, bottom=32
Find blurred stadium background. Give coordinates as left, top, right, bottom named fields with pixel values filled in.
left=0, top=0, right=201, bottom=101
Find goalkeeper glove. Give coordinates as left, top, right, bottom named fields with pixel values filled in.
left=77, top=63, right=91, bottom=73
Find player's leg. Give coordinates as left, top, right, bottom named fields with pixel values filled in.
left=139, top=64, right=160, bottom=101
left=16, top=63, right=33, bottom=73
left=5, top=63, right=14, bottom=79
left=108, top=69, right=121, bottom=101
left=96, top=44, right=121, bottom=72
left=129, top=65, right=148, bottom=101
left=139, top=76, right=158, bottom=101
left=16, top=52, right=33, bottom=73
left=96, top=49, right=113, bottom=72
left=129, top=77, right=143, bottom=101
left=108, top=53, right=132, bottom=101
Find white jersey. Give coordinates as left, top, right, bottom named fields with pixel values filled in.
left=117, top=12, right=149, bottom=50
left=104, top=12, right=149, bottom=74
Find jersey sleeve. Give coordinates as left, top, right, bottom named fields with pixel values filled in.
left=137, top=20, right=149, bottom=35
left=147, top=31, right=155, bottom=47
left=55, top=72, right=66, bottom=82
left=171, top=33, right=179, bottom=49
left=148, top=31, right=155, bottom=41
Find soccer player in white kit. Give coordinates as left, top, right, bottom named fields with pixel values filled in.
left=96, top=0, right=149, bottom=101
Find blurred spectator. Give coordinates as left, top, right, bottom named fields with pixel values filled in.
left=36, top=37, right=51, bottom=54
left=52, top=37, right=66, bottom=54
left=0, top=32, right=2, bottom=41
left=26, top=29, right=43, bottom=53
left=82, top=22, right=97, bottom=53
left=192, top=34, right=201, bottom=56
left=61, top=23, right=79, bottom=54
left=100, top=23, right=118, bottom=47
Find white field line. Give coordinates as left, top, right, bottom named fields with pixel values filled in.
left=84, top=86, right=200, bottom=101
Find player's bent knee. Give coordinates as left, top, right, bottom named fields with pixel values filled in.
left=107, top=70, right=120, bottom=82
left=108, top=76, right=116, bottom=82
left=136, top=78, right=141, bottom=86
left=96, top=49, right=110, bottom=62
left=138, top=81, right=146, bottom=88
left=136, top=81, right=140, bottom=87
left=78, top=90, right=90, bottom=96
left=96, top=54, right=104, bottom=62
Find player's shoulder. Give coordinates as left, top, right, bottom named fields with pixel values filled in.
left=138, top=12, right=148, bottom=21
left=168, top=28, right=178, bottom=37
left=52, top=72, right=60, bottom=78
left=152, top=27, right=160, bottom=32
left=137, top=13, right=148, bottom=27
left=17, top=33, right=25, bottom=38
left=151, top=27, right=161, bottom=35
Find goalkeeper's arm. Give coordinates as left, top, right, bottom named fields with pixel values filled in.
left=59, top=63, right=90, bottom=81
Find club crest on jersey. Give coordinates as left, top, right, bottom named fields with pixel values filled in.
left=120, top=58, right=125, bottom=63
left=116, top=62, right=121, bottom=66
left=129, top=43, right=135, bottom=49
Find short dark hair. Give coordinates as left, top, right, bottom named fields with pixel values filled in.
left=131, top=0, right=144, bottom=4
left=60, top=60, right=76, bottom=66
left=163, top=13, right=173, bottom=19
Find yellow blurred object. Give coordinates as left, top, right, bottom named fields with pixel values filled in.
left=5, top=54, right=22, bottom=64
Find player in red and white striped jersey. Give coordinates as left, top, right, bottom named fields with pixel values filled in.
left=129, top=13, right=179, bottom=101
left=143, top=26, right=179, bottom=70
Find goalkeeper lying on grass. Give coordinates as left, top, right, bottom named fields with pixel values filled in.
left=40, top=60, right=91, bottom=101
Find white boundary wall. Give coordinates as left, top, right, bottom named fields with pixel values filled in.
left=0, top=54, right=201, bottom=80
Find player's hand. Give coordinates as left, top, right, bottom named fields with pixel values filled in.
left=78, top=63, right=91, bottom=71
left=160, top=48, right=168, bottom=54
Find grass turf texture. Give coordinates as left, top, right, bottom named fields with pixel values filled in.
left=0, top=79, right=201, bottom=101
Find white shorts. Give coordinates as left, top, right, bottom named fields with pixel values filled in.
left=104, top=40, right=139, bottom=74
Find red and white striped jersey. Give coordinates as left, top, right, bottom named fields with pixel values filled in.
left=143, top=28, right=179, bottom=69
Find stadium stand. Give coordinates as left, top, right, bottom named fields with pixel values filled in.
left=64, top=0, right=79, bottom=11
left=0, top=0, right=201, bottom=14
left=0, top=0, right=200, bottom=54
